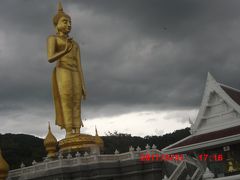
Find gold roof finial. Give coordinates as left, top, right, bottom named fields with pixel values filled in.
left=0, top=148, right=9, bottom=180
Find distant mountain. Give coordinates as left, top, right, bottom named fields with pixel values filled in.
left=102, top=127, right=191, bottom=154
left=0, top=128, right=190, bottom=169
left=0, top=134, right=46, bottom=170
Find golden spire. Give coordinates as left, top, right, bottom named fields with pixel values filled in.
left=0, top=149, right=9, bottom=180
left=95, top=125, right=99, bottom=136
left=48, top=121, right=51, bottom=131
left=94, top=126, right=104, bottom=149
left=44, top=122, right=58, bottom=158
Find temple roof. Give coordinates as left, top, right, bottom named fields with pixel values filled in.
left=163, top=73, right=240, bottom=154
left=167, top=125, right=240, bottom=150
left=220, top=84, right=240, bottom=105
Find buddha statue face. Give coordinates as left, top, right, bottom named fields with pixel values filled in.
left=56, top=16, right=71, bottom=35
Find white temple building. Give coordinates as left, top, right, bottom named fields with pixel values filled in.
left=163, top=73, right=240, bottom=178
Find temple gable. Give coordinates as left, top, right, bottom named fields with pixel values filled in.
left=192, top=73, right=240, bottom=135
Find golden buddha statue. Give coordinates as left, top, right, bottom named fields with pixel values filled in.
left=47, top=2, right=86, bottom=138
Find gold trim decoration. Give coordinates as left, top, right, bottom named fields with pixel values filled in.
left=59, top=133, right=101, bottom=153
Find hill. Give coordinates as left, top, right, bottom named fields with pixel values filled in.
left=0, top=127, right=190, bottom=169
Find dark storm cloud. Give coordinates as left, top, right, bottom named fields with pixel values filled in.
left=76, top=0, right=240, bottom=109
left=1, top=0, right=240, bottom=125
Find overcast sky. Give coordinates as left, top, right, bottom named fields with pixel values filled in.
left=1, top=0, right=240, bottom=139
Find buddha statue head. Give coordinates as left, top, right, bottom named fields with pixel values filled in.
left=53, top=2, right=71, bottom=35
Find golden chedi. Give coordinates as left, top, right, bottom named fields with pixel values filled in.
left=44, top=123, right=58, bottom=158
left=0, top=149, right=9, bottom=180
left=95, top=127, right=104, bottom=150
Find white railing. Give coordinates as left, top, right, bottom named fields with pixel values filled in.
left=191, top=168, right=201, bottom=180
left=168, top=161, right=186, bottom=180
left=8, top=148, right=167, bottom=179
left=8, top=147, right=205, bottom=180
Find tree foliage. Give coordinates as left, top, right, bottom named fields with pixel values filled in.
left=0, top=128, right=190, bottom=169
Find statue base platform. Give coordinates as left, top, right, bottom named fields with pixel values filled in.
left=59, top=133, right=102, bottom=154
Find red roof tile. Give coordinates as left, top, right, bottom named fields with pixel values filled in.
left=168, top=125, right=240, bottom=149
left=221, top=85, right=240, bottom=105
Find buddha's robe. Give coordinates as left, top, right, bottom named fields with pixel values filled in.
left=51, top=37, right=85, bottom=130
